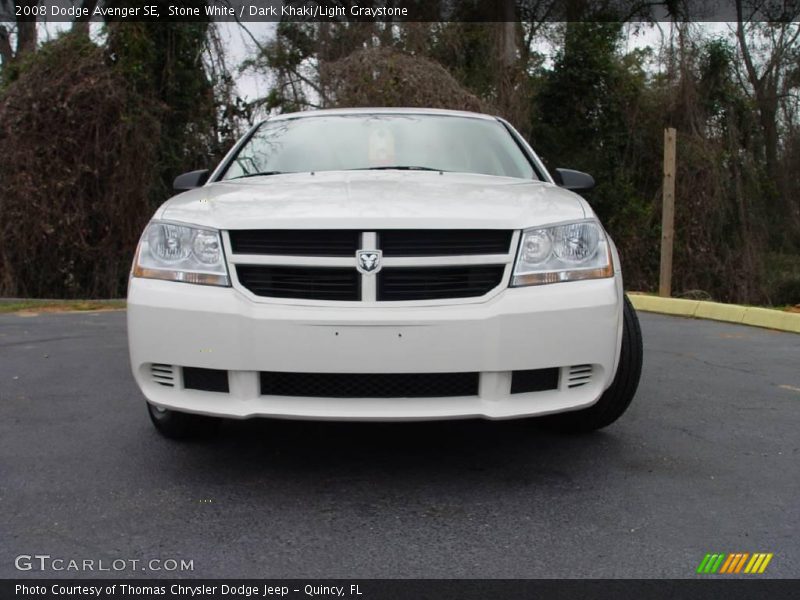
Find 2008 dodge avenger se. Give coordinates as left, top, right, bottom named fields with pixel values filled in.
left=127, top=108, right=643, bottom=439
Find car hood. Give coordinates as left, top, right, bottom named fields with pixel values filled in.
left=158, top=171, right=588, bottom=230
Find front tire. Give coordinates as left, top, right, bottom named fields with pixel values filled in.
left=147, top=403, right=221, bottom=440
left=540, top=294, right=643, bottom=433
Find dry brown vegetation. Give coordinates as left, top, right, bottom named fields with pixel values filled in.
left=321, top=47, right=491, bottom=113
left=1, top=15, right=798, bottom=305
left=0, top=34, right=161, bottom=297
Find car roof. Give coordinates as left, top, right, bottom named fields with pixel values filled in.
left=264, top=107, right=499, bottom=123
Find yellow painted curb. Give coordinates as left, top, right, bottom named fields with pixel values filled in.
left=627, top=294, right=800, bottom=334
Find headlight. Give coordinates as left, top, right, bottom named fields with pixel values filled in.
left=512, top=220, right=613, bottom=286
left=132, top=221, right=229, bottom=286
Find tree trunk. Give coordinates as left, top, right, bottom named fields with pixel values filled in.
left=759, top=91, right=779, bottom=182
left=494, top=0, right=519, bottom=124
left=0, top=25, right=13, bottom=66
left=15, top=1, right=38, bottom=57
left=72, top=0, right=98, bottom=36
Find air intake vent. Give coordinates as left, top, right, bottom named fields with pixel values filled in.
left=229, top=230, right=360, bottom=256
left=183, top=367, right=230, bottom=393
left=260, top=371, right=480, bottom=398
left=567, top=364, right=593, bottom=388
left=237, top=266, right=361, bottom=301
left=510, top=368, right=559, bottom=394
left=150, top=364, right=175, bottom=387
left=377, top=230, right=513, bottom=256
left=377, top=266, right=505, bottom=301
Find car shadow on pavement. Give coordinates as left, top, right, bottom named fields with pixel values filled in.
left=150, top=417, right=627, bottom=490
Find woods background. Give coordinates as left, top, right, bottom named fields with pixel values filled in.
left=0, top=1, right=799, bottom=306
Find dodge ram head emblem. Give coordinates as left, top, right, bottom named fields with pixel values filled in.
left=356, top=250, right=382, bottom=274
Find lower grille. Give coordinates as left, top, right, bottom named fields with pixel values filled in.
left=510, top=368, right=560, bottom=394
left=260, top=371, right=479, bottom=398
left=183, top=367, right=229, bottom=393
left=378, top=266, right=505, bottom=301
left=237, top=266, right=360, bottom=301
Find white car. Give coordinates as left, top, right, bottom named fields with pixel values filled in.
left=127, top=108, right=643, bottom=439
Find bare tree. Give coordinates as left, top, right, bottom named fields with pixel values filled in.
left=735, top=0, right=800, bottom=183
left=14, top=0, right=37, bottom=57
left=0, top=0, right=39, bottom=66
left=0, top=23, right=12, bottom=67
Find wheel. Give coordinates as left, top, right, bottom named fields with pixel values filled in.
left=147, top=403, right=221, bottom=440
left=540, top=294, right=643, bottom=433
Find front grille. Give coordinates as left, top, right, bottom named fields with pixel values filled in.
left=237, top=266, right=361, bottom=301
left=229, top=230, right=360, bottom=256
left=183, top=367, right=229, bottom=393
left=378, top=230, right=512, bottom=256
left=378, top=266, right=505, bottom=301
left=510, top=368, right=560, bottom=394
left=228, top=229, right=513, bottom=302
left=260, top=371, right=480, bottom=398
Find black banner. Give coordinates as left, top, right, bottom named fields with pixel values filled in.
left=2, top=0, right=799, bottom=23
left=3, top=580, right=800, bottom=600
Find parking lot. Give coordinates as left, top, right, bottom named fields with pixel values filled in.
left=1, top=309, right=798, bottom=578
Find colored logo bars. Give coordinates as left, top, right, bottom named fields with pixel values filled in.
left=697, top=553, right=773, bottom=574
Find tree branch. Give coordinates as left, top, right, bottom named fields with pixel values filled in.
left=735, top=0, right=761, bottom=91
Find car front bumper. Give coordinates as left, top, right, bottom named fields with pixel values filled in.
left=127, top=276, right=623, bottom=420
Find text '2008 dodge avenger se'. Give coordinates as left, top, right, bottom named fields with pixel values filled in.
left=127, top=108, right=643, bottom=439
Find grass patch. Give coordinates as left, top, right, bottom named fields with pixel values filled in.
left=0, top=299, right=127, bottom=314
left=764, top=252, right=800, bottom=307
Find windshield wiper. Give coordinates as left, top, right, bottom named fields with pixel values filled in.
left=232, top=167, right=447, bottom=179
left=231, top=171, right=288, bottom=179
left=356, top=166, right=447, bottom=172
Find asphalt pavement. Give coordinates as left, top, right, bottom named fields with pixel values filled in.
left=1, top=309, right=798, bottom=578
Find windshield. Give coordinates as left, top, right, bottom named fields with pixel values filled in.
left=220, top=114, right=538, bottom=180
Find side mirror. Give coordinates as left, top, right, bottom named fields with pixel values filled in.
left=553, top=168, right=595, bottom=192
left=173, top=169, right=210, bottom=193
